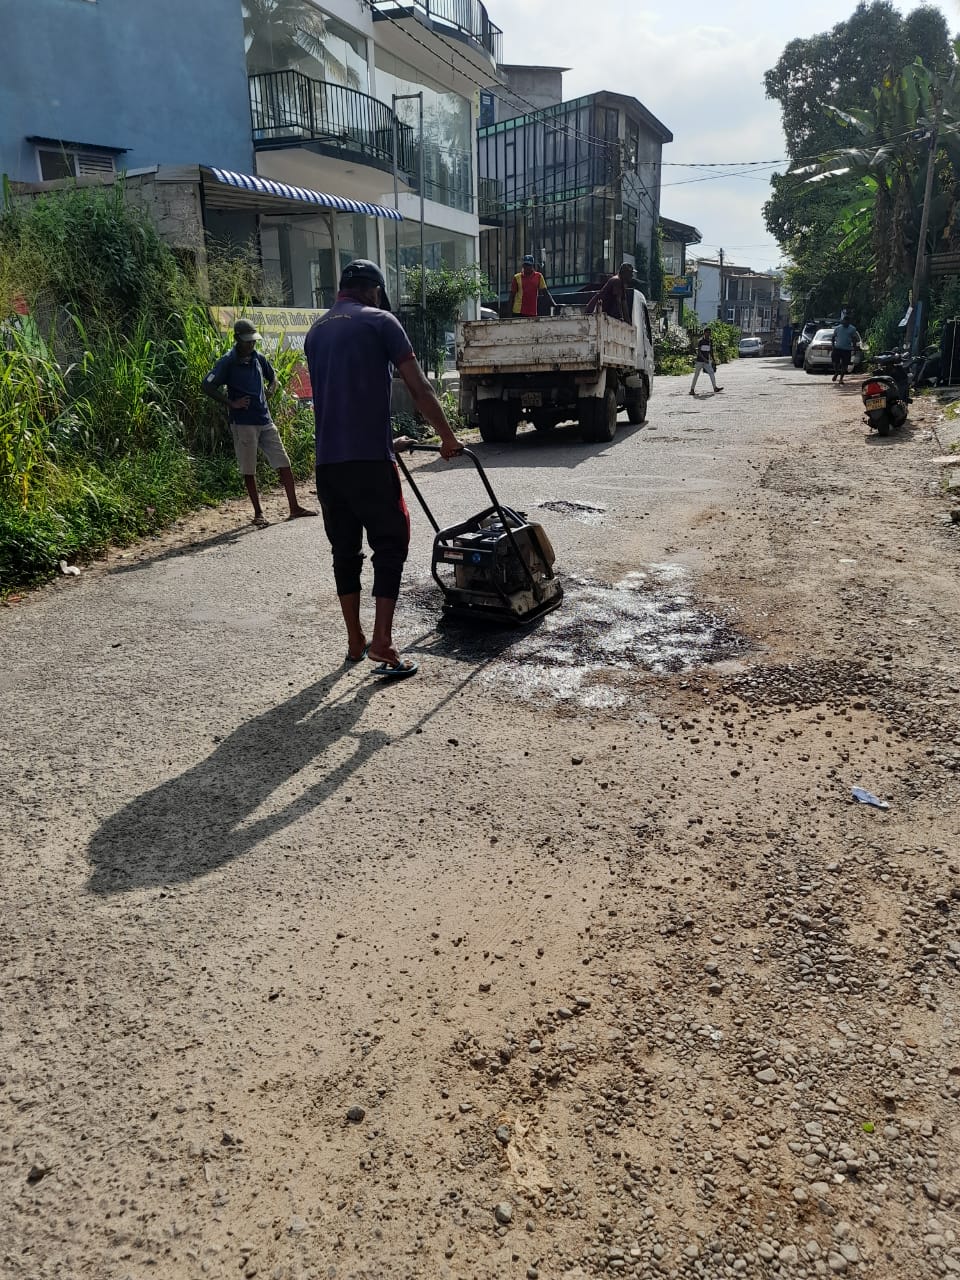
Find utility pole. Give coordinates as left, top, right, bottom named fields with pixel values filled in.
left=718, top=248, right=725, bottom=321
left=906, top=71, right=954, bottom=354
left=906, top=103, right=940, bottom=354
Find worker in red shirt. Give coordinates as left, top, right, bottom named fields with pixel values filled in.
left=509, top=255, right=558, bottom=317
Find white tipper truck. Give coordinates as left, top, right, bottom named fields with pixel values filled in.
left=455, top=290, right=656, bottom=444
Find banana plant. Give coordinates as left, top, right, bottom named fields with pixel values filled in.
left=791, top=52, right=960, bottom=290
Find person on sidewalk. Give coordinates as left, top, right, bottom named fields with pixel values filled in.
left=690, top=327, right=723, bottom=396
left=304, top=259, right=463, bottom=680
left=202, top=319, right=317, bottom=528
left=831, top=312, right=861, bottom=385
left=508, top=255, right=558, bottom=317
left=586, top=263, right=635, bottom=323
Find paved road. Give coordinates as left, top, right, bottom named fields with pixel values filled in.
left=3, top=357, right=959, bottom=1280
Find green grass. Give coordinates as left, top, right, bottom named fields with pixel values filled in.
left=0, top=182, right=323, bottom=594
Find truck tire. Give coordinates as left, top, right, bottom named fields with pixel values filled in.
left=580, top=385, right=618, bottom=443
left=625, top=383, right=648, bottom=425
left=477, top=400, right=518, bottom=443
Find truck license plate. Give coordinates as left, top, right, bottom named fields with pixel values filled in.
left=521, top=392, right=542, bottom=408
left=865, top=396, right=885, bottom=410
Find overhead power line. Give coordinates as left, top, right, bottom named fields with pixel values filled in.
left=369, top=4, right=622, bottom=153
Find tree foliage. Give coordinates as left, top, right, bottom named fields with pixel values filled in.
left=765, top=2, right=952, bottom=163
left=763, top=2, right=955, bottom=323
left=401, top=265, right=488, bottom=379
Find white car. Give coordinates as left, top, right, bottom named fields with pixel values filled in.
left=738, top=336, right=763, bottom=357
left=804, top=328, right=866, bottom=374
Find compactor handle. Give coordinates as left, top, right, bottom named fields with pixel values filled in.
left=396, top=444, right=503, bottom=515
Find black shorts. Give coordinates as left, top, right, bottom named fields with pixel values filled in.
left=315, top=460, right=410, bottom=600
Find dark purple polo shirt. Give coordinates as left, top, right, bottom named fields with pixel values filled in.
left=304, top=296, right=415, bottom=465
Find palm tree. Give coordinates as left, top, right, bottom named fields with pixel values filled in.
left=243, top=0, right=358, bottom=87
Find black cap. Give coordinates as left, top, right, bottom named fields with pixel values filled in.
left=233, top=318, right=262, bottom=341
left=339, top=259, right=392, bottom=312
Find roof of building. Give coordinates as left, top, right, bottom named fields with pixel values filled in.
left=595, top=91, right=673, bottom=143
left=660, top=216, right=702, bottom=244
left=498, top=63, right=571, bottom=72
left=480, top=90, right=672, bottom=142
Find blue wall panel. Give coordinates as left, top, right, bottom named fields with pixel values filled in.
left=0, top=0, right=253, bottom=180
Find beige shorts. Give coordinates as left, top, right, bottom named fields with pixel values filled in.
left=229, top=422, right=290, bottom=474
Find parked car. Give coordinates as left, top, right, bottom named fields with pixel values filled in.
left=793, top=321, right=820, bottom=367
left=803, top=328, right=866, bottom=374
left=738, top=336, right=763, bottom=358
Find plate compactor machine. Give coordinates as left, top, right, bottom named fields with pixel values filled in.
left=396, top=444, right=563, bottom=626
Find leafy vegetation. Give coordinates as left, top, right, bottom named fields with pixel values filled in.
left=654, top=318, right=742, bottom=377
left=401, top=264, right=488, bottom=380
left=764, top=1, right=957, bottom=329
left=0, top=183, right=312, bottom=592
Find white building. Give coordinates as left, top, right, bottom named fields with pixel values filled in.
left=243, top=0, right=504, bottom=309
left=689, top=259, right=721, bottom=326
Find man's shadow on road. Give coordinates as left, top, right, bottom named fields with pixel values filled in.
left=86, top=626, right=523, bottom=895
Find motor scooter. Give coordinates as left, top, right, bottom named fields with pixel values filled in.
left=861, top=350, right=911, bottom=435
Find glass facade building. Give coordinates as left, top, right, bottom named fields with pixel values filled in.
left=478, top=93, right=670, bottom=306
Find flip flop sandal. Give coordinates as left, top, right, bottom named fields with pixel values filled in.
left=251, top=515, right=271, bottom=529
left=369, top=657, right=419, bottom=679
left=345, top=644, right=369, bottom=664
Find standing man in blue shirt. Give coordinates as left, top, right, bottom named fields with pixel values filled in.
left=304, top=259, right=462, bottom=679
left=831, top=311, right=862, bottom=385
left=202, top=318, right=317, bottom=527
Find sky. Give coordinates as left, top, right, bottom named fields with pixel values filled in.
left=496, top=0, right=959, bottom=273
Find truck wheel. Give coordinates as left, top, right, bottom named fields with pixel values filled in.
left=625, top=384, right=648, bottom=425
left=477, top=401, right=518, bottom=443
left=580, top=386, right=618, bottom=443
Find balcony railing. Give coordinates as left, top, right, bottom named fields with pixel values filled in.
left=249, top=71, right=414, bottom=173
left=370, top=0, right=503, bottom=65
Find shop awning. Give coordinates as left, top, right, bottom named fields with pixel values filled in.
left=204, top=167, right=403, bottom=221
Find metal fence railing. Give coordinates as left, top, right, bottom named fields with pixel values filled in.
left=249, top=71, right=414, bottom=172
left=370, top=0, right=503, bottom=64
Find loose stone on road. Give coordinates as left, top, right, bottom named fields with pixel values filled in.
left=2, top=358, right=959, bottom=1279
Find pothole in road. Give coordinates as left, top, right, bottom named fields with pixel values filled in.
left=407, top=565, right=751, bottom=709
left=538, top=499, right=606, bottom=524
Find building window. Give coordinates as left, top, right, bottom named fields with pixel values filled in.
left=374, top=49, right=473, bottom=213
left=244, top=4, right=368, bottom=89
left=37, top=147, right=116, bottom=180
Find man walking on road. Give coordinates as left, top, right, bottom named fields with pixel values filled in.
left=831, top=312, right=861, bottom=385
left=304, top=259, right=463, bottom=680
left=202, top=319, right=317, bottom=528
left=689, top=327, right=723, bottom=396
left=509, top=254, right=558, bottom=317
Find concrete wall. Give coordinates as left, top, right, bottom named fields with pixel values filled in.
left=1, top=0, right=253, bottom=181
left=492, top=66, right=565, bottom=120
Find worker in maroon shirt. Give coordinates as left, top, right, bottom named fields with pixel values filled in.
left=509, top=255, right=558, bottom=317
left=586, top=263, right=635, bottom=323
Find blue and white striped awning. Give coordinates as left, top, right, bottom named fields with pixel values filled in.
left=205, top=168, right=403, bottom=221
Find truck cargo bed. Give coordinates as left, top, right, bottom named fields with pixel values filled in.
left=457, top=313, right=639, bottom=376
